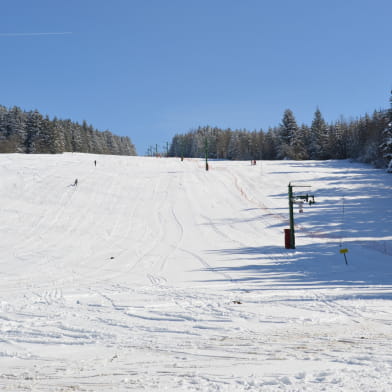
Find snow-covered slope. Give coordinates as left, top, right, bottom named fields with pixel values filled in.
left=1, top=153, right=391, bottom=391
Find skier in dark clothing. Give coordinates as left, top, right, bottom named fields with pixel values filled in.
left=94, top=160, right=97, bottom=167
left=74, top=178, right=78, bottom=186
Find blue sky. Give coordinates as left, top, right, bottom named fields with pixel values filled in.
left=1, top=0, right=391, bottom=155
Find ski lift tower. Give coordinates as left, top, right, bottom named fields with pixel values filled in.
left=286, top=183, right=315, bottom=249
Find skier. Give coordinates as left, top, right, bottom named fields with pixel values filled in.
left=74, top=178, right=78, bottom=186
left=94, top=160, right=97, bottom=167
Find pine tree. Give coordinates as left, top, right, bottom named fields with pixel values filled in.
left=228, top=131, right=241, bottom=160
left=277, top=109, right=298, bottom=159
left=263, top=128, right=278, bottom=159
left=381, top=91, right=392, bottom=171
left=291, top=125, right=309, bottom=160
left=6, top=106, right=27, bottom=152
left=249, top=130, right=260, bottom=160
left=51, top=119, right=66, bottom=153
left=309, top=108, right=328, bottom=159
left=38, top=116, right=56, bottom=153
left=25, top=110, right=43, bottom=153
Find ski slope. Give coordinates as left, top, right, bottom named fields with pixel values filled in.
left=0, top=153, right=392, bottom=391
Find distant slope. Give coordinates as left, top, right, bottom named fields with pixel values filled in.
left=1, top=154, right=391, bottom=287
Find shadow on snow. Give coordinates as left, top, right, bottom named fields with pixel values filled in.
left=197, top=241, right=392, bottom=300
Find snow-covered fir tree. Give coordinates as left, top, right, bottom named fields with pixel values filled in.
left=381, top=91, right=392, bottom=171
left=277, top=109, right=298, bottom=159
left=309, top=108, right=328, bottom=159
left=25, top=110, right=43, bottom=153
left=291, top=125, right=309, bottom=160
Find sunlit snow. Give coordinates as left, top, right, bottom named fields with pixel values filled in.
left=1, top=153, right=391, bottom=391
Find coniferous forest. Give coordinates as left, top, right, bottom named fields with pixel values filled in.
left=0, top=105, right=136, bottom=156
left=1, top=95, right=392, bottom=170
left=169, top=93, right=392, bottom=170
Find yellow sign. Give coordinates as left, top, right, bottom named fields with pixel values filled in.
left=339, top=248, right=348, bottom=254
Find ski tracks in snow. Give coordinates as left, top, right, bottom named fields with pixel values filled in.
left=1, top=156, right=392, bottom=391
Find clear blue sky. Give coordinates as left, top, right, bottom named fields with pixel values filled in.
left=1, top=0, right=391, bottom=155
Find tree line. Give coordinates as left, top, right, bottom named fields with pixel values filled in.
left=0, top=105, right=137, bottom=156
left=169, top=97, right=392, bottom=169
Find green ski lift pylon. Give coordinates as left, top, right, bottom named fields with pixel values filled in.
left=287, top=183, right=315, bottom=249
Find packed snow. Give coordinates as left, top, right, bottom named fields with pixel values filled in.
left=0, top=153, right=391, bottom=391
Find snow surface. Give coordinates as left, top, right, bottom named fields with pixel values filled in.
left=0, top=153, right=392, bottom=391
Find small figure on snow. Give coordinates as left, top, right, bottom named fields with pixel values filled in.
left=74, top=178, right=78, bottom=186
left=94, top=160, right=97, bottom=167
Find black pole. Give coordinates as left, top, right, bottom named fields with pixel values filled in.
left=288, top=183, right=295, bottom=249
left=205, top=137, right=209, bottom=171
